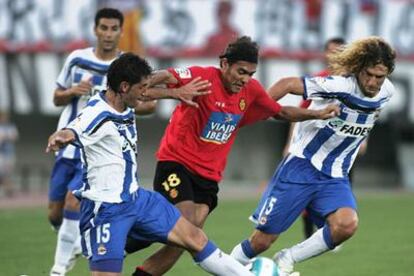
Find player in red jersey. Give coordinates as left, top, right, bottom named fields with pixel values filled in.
left=129, top=36, right=340, bottom=276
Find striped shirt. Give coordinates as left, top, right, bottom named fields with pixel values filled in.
left=67, top=92, right=138, bottom=203
left=289, top=75, right=395, bottom=178
left=55, top=47, right=117, bottom=160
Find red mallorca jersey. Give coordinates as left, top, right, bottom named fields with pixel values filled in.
left=156, top=66, right=282, bottom=182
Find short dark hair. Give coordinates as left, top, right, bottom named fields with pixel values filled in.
left=219, top=36, right=259, bottom=64
left=107, top=53, right=152, bottom=93
left=95, top=8, right=124, bottom=27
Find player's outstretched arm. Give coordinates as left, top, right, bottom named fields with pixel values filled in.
left=268, top=77, right=304, bottom=101
left=46, top=129, right=76, bottom=153
left=274, top=104, right=340, bottom=122
left=141, top=77, right=211, bottom=108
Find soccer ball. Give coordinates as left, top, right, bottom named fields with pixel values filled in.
left=248, top=257, right=280, bottom=276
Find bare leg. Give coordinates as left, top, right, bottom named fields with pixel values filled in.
left=140, top=201, right=209, bottom=275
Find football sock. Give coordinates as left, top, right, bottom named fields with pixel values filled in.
left=195, top=240, right=253, bottom=275
left=230, top=239, right=256, bottom=265
left=287, top=226, right=331, bottom=263
left=52, top=209, right=80, bottom=271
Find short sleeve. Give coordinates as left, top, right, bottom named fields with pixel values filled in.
left=56, top=51, right=78, bottom=89
left=166, top=66, right=209, bottom=88
left=240, top=81, right=282, bottom=127
left=66, top=109, right=112, bottom=147
left=304, top=76, right=351, bottom=100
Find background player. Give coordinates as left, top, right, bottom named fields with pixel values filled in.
left=48, top=8, right=155, bottom=276
left=230, top=36, right=396, bottom=276
left=46, top=52, right=256, bottom=276
left=130, top=36, right=340, bottom=276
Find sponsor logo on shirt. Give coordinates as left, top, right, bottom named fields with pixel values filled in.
left=327, top=119, right=373, bottom=137
left=201, top=112, right=241, bottom=144
left=174, top=68, right=192, bottom=79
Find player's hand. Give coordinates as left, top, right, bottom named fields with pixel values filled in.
left=69, top=79, right=93, bottom=97
left=174, top=77, right=212, bottom=108
left=46, top=130, right=74, bottom=153
left=316, top=104, right=340, bottom=119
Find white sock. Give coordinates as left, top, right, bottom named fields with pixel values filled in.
left=197, top=248, right=253, bottom=276
left=230, top=243, right=252, bottom=265
left=52, top=218, right=80, bottom=271
left=288, top=227, right=330, bottom=263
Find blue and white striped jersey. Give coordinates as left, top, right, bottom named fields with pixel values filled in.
left=67, top=92, right=139, bottom=203
left=289, top=75, right=395, bottom=178
left=55, top=47, right=117, bottom=160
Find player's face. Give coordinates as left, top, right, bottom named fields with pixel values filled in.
left=357, top=64, right=389, bottom=97
left=94, top=18, right=122, bottom=52
left=125, top=77, right=151, bottom=108
left=221, top=60, right=257, bottom=93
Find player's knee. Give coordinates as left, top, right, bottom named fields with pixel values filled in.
left=334, top=215, right=358, bottom=239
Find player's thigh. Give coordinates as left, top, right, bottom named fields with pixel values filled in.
left=253, top=180, right=315, bottom=234
left=153, top=161, right=195, bottom=204
left=310, top=180, right=357, bottom=219
left=128, top=188, right=181, bottom=244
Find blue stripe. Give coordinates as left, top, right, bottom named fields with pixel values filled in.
left=312, top=91, right=388, bottom=112
left=74, top=72, right=82, bottom=83
left=63, top=209, right=80, bottom=220
left=321, top=137, right=356, bottom=175
left=65, top=57, right=109, bottom=82
left=193, top=241, right=217, bottom=262
left=356, top=112, right=368, bottom=124
left=92, top=75, right=104, bottom=86
left=342, top=139, right=364, bottom=175
left=302, top=77, right=308, bottom=100
left=68, top=97, right=79, bottom=125
left=303, top=126, right=335, bottom=159
left=241, top=239, right=256, bottom=258
left=121, top=150, right=134, bottom=201
left=338, top=104, right=348, bottom=120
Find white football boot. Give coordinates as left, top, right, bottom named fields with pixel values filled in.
left=273, top=249, right=300, bottom=276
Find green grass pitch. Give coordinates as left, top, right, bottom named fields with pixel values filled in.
left=1, top=192, right=413, bottom=275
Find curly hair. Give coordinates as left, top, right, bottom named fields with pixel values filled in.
left=327, top=36, right=396, bottom=76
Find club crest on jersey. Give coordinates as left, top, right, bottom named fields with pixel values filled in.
left=174, top=68, right=192, bottom=79
left=97, top=244, right=107, bottom=255
left=201, top=112, right=241, bottom=144
left=239, top=98, right=246, bottom=111
left=259, top=215, right=267, bottom=225
left=169, top=188, right=178, bottom=199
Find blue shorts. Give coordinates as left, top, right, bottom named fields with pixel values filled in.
left=251, top=156, right=357, bottom=234
left=79, top=188, right=181, bottom=272
left=48, top=157, right=83, bottom=201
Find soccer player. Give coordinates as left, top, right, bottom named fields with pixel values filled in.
left=230, top=36, right=396, bottom=276
left=130, top=36, right=340, bottom=276
left=47, top=8, right=156, bottom=276
left=283, top=37, right=348, bottom=240
left=46, top=52, right=256, bottom=276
